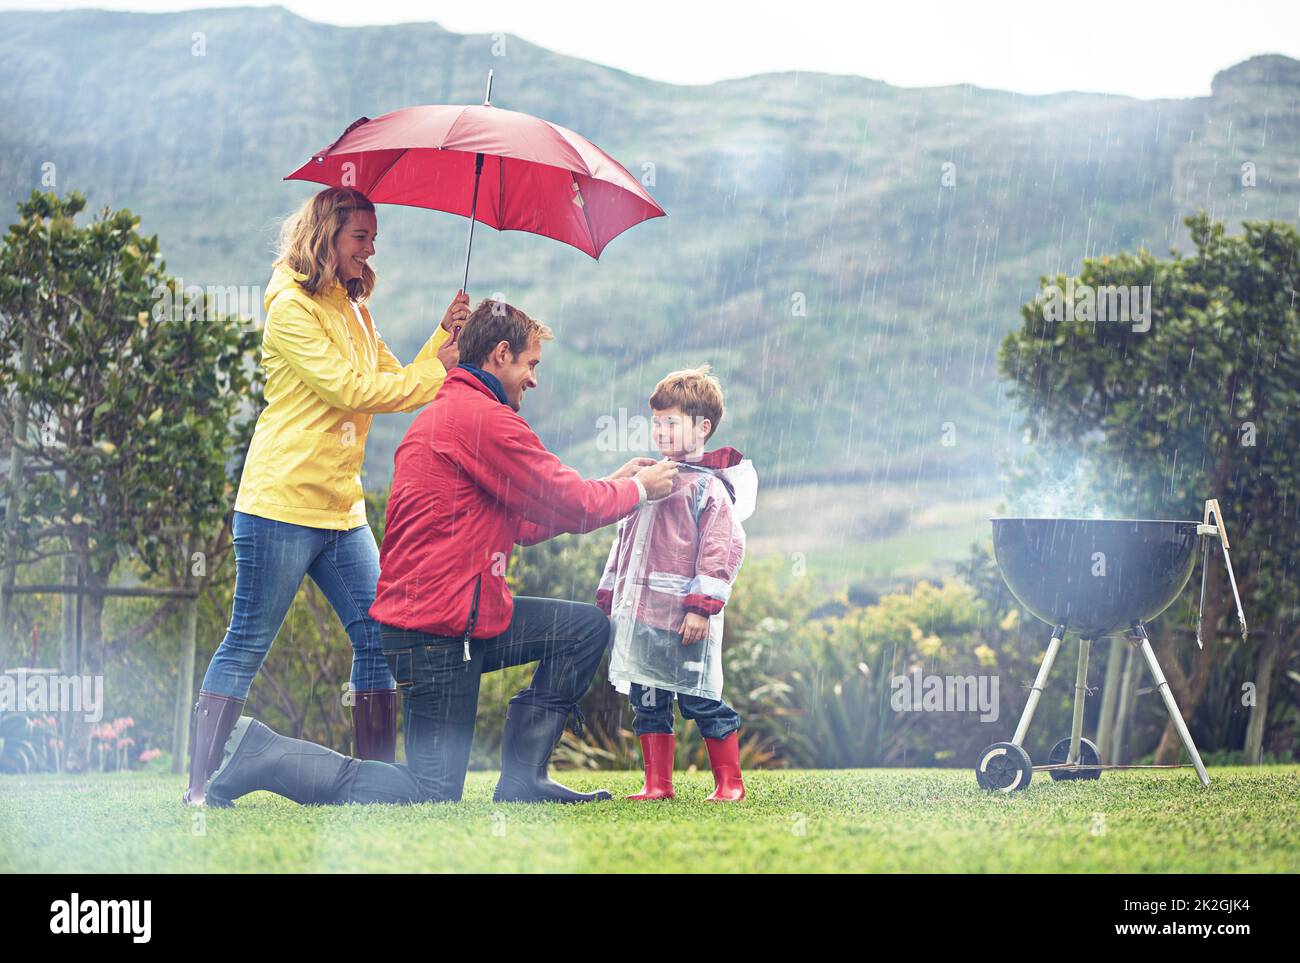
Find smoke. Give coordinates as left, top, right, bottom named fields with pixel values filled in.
left=1003, top=447, right=1117, bottom=519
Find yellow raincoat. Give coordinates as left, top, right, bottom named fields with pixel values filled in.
left=233, top=266, right=452, bottom=530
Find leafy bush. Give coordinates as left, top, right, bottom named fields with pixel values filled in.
left=0, top=712, right=56, bottom=773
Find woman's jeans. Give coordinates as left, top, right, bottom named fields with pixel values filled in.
left=305, top=597, right=612, bottom=804
left=629, top=682, right=740, bottom=740
left=200, top=511, right=394, bottom=699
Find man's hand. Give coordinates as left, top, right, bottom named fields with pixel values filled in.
left=437, top=337, right=460, bottom=373
left=441, top=290, right=471, bottom=338
left=605, top=456, right=657, bottom=482
left=680, top=612, right=709, bottom=645
left=634, top=459, right=679, bottom=500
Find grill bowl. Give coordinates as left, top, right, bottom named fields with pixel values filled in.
left=990, top=517, right=1200, bottom=638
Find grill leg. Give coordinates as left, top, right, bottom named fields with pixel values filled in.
left=1096, top=636, right=1125, bottom=761
left=1067, top=637, right=1092, bottom=765
left=1012, top=624, right=1066, bottom=748
left=1110, top=644, right=1139, bottom=765
left=1133, top=621, right=1210, bottom=787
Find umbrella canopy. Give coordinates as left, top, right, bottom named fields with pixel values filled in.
left=285, top=102, right=666, bottom=261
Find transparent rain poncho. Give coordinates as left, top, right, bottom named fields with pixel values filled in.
left=602, top=449, right=758, bottom=702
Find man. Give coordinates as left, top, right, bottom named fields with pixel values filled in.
left=201, top=299, right=677, bottom=807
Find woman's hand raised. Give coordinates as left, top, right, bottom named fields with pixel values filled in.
left=437, top=336, right=460, bottom=373
left=441, top=290, right=471, bottom=338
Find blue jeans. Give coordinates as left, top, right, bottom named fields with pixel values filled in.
left=293, top=597, right=609, bottom=804
left=200, top=511, right=394, bottom=699
left=629, top=682, right=740, bottom=740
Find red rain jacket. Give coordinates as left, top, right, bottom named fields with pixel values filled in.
left=369, top=367, right=641, bottom=640
left=595, top=446, right=751, bottom=620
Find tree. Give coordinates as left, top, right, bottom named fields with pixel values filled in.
left=999, top=213, right=1300, bottom=764
left=0, top=190, right=262, bottom=768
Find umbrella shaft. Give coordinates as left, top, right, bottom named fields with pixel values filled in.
left=463, top=153, right=485, bottom=294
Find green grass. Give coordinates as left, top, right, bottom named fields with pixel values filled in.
left=2, top=767, right=1298, bottom=873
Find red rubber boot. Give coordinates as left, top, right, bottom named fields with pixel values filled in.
left=626, top=733, right=675, bottom=800
left=704, top=731, right=746, bottom=802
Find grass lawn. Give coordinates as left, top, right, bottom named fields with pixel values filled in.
left=2, top=767, right=1298, bottom=873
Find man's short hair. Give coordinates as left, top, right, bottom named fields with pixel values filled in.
left=457, top=298, right=553, bottom=367
left=649, top=363, right=724, bottom=439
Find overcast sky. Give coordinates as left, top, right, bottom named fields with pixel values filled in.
left=7, top=0, right=1300, bottom=98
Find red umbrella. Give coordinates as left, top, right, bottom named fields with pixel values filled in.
left=285, top=72, right=665, bottom=293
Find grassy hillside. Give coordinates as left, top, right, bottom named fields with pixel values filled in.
left=2, top=6, right=1297, bottom=519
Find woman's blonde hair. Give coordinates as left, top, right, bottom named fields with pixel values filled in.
left=275, top=187, right=377, bottom=302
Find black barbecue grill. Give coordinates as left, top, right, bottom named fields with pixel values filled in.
left=975, top=499, right=1247, bottom=792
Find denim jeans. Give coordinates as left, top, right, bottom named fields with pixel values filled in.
left=629, top=682, right=740, bottom=740
left=332, top=596, right=612, bottom=804
left=200, top=511, right=394, bottom=699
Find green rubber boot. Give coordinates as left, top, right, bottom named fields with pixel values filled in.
left=493, top=702, right=611, bottom=804
left=204, top=717, right=358, bottom=808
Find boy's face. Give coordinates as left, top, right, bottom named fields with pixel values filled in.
left=652, top=405, right=711, bottom=462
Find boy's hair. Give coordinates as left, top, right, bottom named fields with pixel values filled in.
left=456, top=297, right=554, bottom=367
left=649, top=363, right=724, bottom=439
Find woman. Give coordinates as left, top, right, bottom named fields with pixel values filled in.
left=183, top=187, right=469, bottom=804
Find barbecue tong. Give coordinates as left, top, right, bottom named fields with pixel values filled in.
left=1195, top=498, right=1248, bottom=648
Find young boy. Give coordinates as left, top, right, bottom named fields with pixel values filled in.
left=596, top=364, right=757, bottom=801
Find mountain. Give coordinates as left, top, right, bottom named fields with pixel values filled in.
left=3, top=6, right=1298, bottom=511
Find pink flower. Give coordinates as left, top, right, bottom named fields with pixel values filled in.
left=116, top=738, right=135, bottom=749
left=139, top=748, right=161, bottom=763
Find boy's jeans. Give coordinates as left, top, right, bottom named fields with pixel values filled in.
left=629, top=682, right=740, bottom=740
left=201, top=511, right=394, bottom=698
